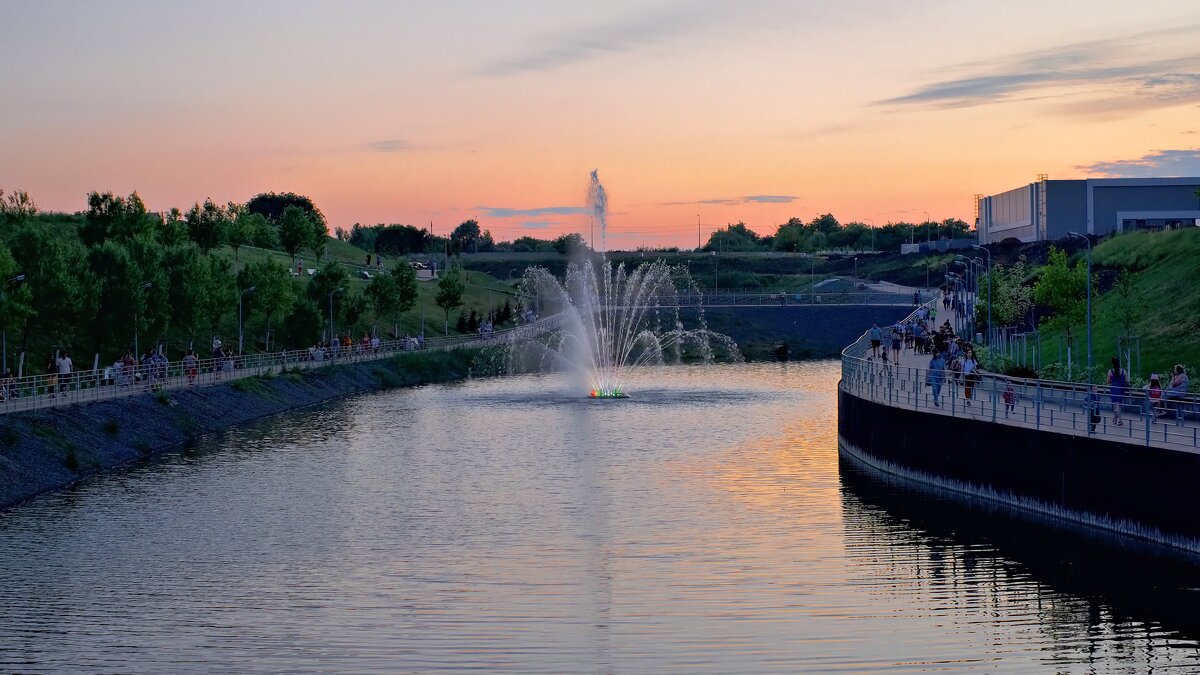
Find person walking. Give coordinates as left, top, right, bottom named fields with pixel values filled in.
left=927, top=350, right=946, bottom=407
left=45, top=352, right=58, bottom=398
left=183, top=349, right=199, bottom=385
left=869, top=324, right=882, bottom=357
left=1166, top=364, right=1190, bottom=420
left=961, top=347, right=979, bottom=405
left=1145, top=373, right=1165, bottom=420
left=1106, top=356, right=1128, bottom=426
left=56, top=350, right=73, bottom=395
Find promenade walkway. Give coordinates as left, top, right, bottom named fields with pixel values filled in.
left=0, top=314, right=569, bottom=417
left=841, top=296, right=1200, bottom=453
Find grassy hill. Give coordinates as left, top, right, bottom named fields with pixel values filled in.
left=1033, top=228, right=1200, bottom=383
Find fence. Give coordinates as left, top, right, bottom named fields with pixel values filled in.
left=0, top=314, right=569, bottom=416
left=673, top=290, right=921, bottom=307
left=840, top=299, right=1200, bottom=451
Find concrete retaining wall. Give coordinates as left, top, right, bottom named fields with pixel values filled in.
left=838, top=385, right=1200, bottom=553
left=0, top=350, right=479, bottom=510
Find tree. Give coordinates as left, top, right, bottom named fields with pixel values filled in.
left=771, top=217, right=808, bottom=252
left=366, top=263, right=418, bottom=336
left=86, top=241, right=143, bottom=351
left=83, top=191, right=152, bottom=246
left=810, top=214, right=841, bottom=235
left=435, top=266, right=465, bottom=334
left=246, top=192, right=326, bottom=228
left=226, top=205, right=269, bottom=273
left=373, top=224, right=434, bottom=255
left=279, top=205, right=314, bottom=268
left=1111, top=269, right=1139, bottom=340
left=239, top=259, right=295, bottom=350
left=185, top=198, right=229, bottom=254
left=281, top=297, right=322, bottom=349
left=9, top=225, right=95, bottom=352
left=200, top=255, right=236, bottom=334
left=0, top=243, right=33, bottom=356
left=451, top=219, right=481, bottom=254
left=703, top=222, right=766, bottom=252
left=0, top=189, right=38, bottom=233
left=1034, top=245, right=1088, bottom=344
left=308, top=214, right=328, bottom=261
left=553, top=232, right=589, bottom=255
left=341, top=291, right=368, bottom=336
left=156, top=207, right=189, bottom=247
left=979, top=256, right=1034, bottom=329
left=163, top=242, right=216, bottom=341
left=308, top=261, right=349, bottom=335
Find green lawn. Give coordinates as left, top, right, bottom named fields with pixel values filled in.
left=1030, top=228, right=1200, bottom=386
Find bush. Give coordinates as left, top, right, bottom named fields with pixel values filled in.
left=102, top=419, right=120, bottom=436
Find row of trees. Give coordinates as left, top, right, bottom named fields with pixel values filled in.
left=704, top=215, right=972, bottom=253
left=340, top=221, right=590, bottom=256
left=0, top=188, right=450, bottom=368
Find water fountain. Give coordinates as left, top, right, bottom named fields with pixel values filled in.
left=503, top=172, right=739, bottom=397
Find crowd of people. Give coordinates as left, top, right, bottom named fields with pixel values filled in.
left=307, top=332, right=403, bottom=362
left=4, top=329, right=431, bottom=402
left=868, top=309, right=977, bottom=409
left=863, top=303, right=1193, bottom=426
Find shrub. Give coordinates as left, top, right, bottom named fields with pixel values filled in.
left=102, top=419, right=120, bottom=436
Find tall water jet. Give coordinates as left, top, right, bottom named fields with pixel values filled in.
left=500, top=172, right=739, bottom=397
left=588, top=169, right=608, bottom=254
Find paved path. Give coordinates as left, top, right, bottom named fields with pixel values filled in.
left=843, top=295, right=1200, bottom=453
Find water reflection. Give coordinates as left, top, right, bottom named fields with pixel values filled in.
left=1, top=363, right=1199, bottom=673
left=840, top=453, right=1200, bottom=669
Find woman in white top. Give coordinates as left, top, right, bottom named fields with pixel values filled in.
left=961, top=347, right=979, bottom=404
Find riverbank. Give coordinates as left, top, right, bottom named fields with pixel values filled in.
left=0, top=349, right=480, bottom=510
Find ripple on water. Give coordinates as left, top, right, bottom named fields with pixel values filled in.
left=0, top=361, right=1198, bottom=673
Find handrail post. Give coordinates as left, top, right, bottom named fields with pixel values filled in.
left=1036, top=379, right=1041, bottom=430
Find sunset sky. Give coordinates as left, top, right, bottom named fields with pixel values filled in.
left=3, top=1, right=1199, bottom=248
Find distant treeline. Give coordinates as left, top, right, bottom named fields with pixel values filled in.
left=702, top=215, right=972, bottom=253
left=338, top=221, right=591, bottom=256
left=342, top=214, right=973, bottom=257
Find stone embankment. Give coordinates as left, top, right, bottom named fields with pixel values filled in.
left=0, top=350, right=479, bottom=509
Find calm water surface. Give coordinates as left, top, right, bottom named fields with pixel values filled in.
left=2, top=361, right=1199, bottom=673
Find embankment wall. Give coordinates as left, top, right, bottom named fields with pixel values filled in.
left=695, top=305, right=915, bottom=358
left=837, top=386, right=1200, bottom=553
left=0, top=350, right=479, bottom=509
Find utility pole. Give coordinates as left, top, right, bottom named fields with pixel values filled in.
left=697, top=214, right=701, bottom=251
left=1069, top=232, right=1092, bottom=381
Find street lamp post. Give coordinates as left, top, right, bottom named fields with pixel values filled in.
left=923, top=211, right=931, bottom=244
left=1068, top=232, right=1092, bottom=380
left=972, top=245, right=992, bottom=346
left=238, top=286, right=257, bottom=355
left=134, top=282, right=152, bottom=357
left=947, top=272, right=963, bottom=334
left=329, top=287, right=345, bottom=349
left=2, top=273, right=26, bottom=373
left=954, top=257, right=979, bottom=335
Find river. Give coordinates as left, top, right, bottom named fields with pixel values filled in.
left=1, top=362, right=1198, bottom=673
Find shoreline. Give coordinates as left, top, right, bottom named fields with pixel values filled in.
left=0, top=349, right=480, bottom=511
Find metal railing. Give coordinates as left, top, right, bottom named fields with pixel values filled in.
left=0, top=314, right=569, bottom=416
left=840, top=298, right=1200, bottom=451
left=673, top=291, right=922, bottom=307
